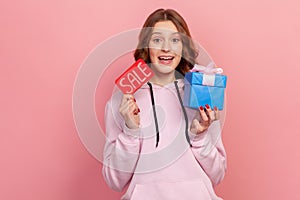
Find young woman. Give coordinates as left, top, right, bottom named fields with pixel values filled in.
left=102, top=8, right=227, bottom=200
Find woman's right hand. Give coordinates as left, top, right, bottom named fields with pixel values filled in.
left=119, top=94, right=140, bottom=129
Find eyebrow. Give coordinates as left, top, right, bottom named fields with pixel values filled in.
left=151, top=31, right=180, bottom=36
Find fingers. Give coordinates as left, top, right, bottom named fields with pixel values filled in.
left=129, top=101, right=140, bottom=115
left=199, top=104, right=219, bottom=122
left=214, top=106, right=220, bottom=120
left=119, top=95, right=140, bottom=115
left=132, top=112, right=141, bottom=126
left=119, top=94, right=141, bottom=129
left=191, top=105, right=218, bottom=135
left=205, top=104, right=216, bottom=121
left=199, top=106, right=209, bottom=122
left=121, top=94, right=136, bottom=105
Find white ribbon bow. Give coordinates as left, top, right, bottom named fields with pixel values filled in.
left=189, top=62, right=223, bottom=86
left=190, top=62, right=223, bottom=75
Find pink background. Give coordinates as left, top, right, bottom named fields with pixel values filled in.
left=1, top=0, right=300, bottom=199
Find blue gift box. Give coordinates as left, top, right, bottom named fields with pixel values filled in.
left=183, top=72, right=227, bottom=110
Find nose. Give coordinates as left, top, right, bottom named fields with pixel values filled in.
left=161, top=40, right=170, bottom=52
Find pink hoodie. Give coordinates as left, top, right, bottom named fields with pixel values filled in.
left=102, top=79, right=227, bottom=200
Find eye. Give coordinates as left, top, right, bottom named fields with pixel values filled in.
left=152, top=38, right=162, bottom=44
left=171, top=38, right=181, bottom=43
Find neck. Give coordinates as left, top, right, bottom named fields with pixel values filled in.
left=149, top=72, right=176, bottom=86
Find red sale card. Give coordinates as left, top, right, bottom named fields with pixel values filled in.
left=115, top=59, right=154, bottom=94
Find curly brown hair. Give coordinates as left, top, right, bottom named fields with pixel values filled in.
left=134, top=8, right=198, bottom=76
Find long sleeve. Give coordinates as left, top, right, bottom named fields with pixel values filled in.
left=189, top=120, right=227, bottom=186
left=102, top=100, right=141, bottom=192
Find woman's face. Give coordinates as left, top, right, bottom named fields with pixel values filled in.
left=148, top=20, right=183, bottom=75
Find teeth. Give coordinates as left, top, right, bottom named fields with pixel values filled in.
left=158, top=56, right=173, bottom=60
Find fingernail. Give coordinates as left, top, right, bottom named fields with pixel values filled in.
left=214, top=106, right=217, bottom=111
left=138, top=108, right=140, bottom=112
left=205, top=104, right=210, bottom=109
left=199, top=106, right=204, bottom=111
left=134, top=98, right=136, bottom=102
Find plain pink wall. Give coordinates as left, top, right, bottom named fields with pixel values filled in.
left=1, top=0, right=300, bottom=199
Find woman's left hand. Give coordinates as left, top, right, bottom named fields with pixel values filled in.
left=190, top=104, right=219, bottom=135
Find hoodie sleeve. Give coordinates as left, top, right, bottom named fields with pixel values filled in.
left=102, top=100, right=141, bottom=192
left=189, top=120, right=227, bottom=186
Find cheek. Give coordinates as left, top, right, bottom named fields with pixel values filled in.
left=171, top=44, right=183, bottom=56
left=177, top=45, right=183, bottom=56
left=174, top=55, right=182, bottom=67
left=174, top=45, right=183, bottom=59
left=149, top=48, right=158, bottom=62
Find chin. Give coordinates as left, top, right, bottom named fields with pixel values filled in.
left=153, top=63, right=175, bottom=73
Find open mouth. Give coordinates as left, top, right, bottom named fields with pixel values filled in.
left=158, top=56, right=174, bottom=61
left=158, top=56, right=175, bottom=65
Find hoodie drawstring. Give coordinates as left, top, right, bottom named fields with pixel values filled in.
left=174, top=80, right=192, bottom=147
left=147, top=82, right=160, bottom=148
left=147, top=81, right=192, bottom=148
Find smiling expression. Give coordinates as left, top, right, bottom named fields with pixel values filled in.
left=148, top=20, right=183, bottom=75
